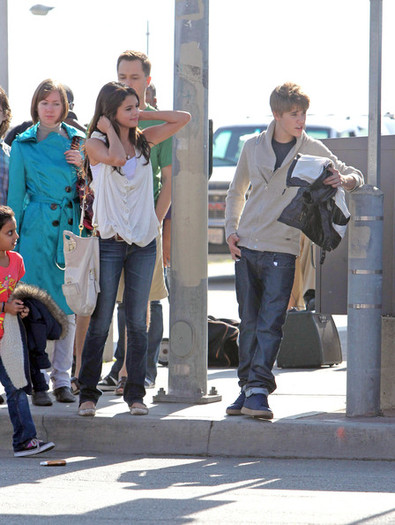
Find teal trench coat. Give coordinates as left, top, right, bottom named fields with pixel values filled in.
left=7, top=122, right=85, bottom=314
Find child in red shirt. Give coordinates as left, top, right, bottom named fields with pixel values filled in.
left=0, top=205, right=55, bottom=456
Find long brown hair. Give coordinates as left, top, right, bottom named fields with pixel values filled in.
left=88, top=81, right=150, bottom=165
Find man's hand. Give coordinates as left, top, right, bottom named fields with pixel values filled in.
left=324, top=167, right=356, bottom=190
left=227, top=233, right=241, bottom=261
left=324, top=167, right=342, bottom=188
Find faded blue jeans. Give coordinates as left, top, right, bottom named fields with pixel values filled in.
left=0, top=357, right=37, bottom=451
left=79, top=237, right=156, bottom=406
left=235, top=247, right=295, bottom=397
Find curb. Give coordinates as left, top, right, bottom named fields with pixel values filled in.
left=1, top=410, right=394, bottom=461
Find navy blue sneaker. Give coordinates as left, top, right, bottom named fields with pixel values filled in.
left=226, top=391, right=246, bottom=415
left=241, top=393, right=273, bottom=419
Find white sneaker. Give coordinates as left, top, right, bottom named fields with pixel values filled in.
left=14, top=438, right=55, bottom=457
left=129, top=402, right=148, bottom=416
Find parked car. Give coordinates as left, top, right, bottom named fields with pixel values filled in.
left=208, top=118, right=361, bottom=252
left=354, top=113, right=395, bottom=136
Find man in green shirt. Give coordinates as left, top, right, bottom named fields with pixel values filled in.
left=99, top=50, right=172, bottom=391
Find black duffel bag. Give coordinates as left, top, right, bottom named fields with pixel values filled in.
left=208, top=315, right=239, bottom=368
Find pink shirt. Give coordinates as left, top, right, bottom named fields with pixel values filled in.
left=0, top=251, right=25, bottom=339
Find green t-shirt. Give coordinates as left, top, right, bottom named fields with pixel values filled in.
left=139, top=104, right=172, bottom=204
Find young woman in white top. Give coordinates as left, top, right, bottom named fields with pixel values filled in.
left=78, top=82, right=190, bottom=417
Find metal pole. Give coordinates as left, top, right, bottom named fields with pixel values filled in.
left=367, top=0, right=382, bottom=187
left=154, top=0, right=220, bottom=404
left=346, top=186, right=383, bottom=416
left=346, top=0, right=383, bottom=418
left=0, top=0, right=8, bottom=94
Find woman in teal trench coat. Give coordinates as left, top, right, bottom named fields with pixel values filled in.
left=7, top=79, right=85, bottom=404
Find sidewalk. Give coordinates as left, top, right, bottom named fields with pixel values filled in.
left=1, top=360, right=394, bottom=460
left=1, top=258, right=393, bottom=461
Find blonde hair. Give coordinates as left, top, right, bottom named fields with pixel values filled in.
left=270, top=82, right=310, bottom=116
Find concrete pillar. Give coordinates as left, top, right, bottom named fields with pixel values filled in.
left=154, top=0, right=220, bottom=404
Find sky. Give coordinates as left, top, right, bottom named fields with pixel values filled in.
left=4, top=0, right=395, bottom=130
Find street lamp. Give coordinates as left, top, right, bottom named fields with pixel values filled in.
left=0, top=1, right=55, bottom=94
left=30, top=4, right=54, bottom=16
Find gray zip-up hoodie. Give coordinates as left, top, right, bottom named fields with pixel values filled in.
left=225, top=120, right=364, bottom=256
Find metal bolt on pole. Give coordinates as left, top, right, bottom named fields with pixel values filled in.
left=154, top=0, right=221, bottom=404
left=346, top=185, right=383, bottom=417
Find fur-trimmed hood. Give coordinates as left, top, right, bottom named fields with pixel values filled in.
left=12, top=282, right=68, bottom=338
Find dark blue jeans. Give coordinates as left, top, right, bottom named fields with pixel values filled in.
left=111, top=300, right=163, bottom=383
left=111, top=269, right=168, bottom=383
left=0, top=357, right=37, bottom=451
left=79, top=237, right=156, bottom=406
left=235, top=247, right=295, bottom=396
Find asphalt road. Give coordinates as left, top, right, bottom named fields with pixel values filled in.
left=0, top=453, right=394, bottom=524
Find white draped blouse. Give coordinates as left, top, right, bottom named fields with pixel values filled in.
left=90, top=131, right=159, bottom=246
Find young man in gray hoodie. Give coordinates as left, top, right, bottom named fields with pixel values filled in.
left=225, top=82, right=363, bottom=419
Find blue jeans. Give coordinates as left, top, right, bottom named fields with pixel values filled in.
left=0, top=357, right=37, bottom=451
left=112, top=268, right=168, bottom=383
left=111, top=300, right=163, bottom=383
left=235, top=248, right=295, bottom=396
left=79, top=237, right=156, bottom=405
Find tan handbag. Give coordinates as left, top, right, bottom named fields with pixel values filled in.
left=62, top=190, right=100, bottom=316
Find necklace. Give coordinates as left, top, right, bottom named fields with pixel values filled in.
left=124, top=143, right=135, bottom=161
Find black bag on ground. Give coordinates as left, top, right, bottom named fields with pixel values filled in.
left=208, top=315, right=239, bottom=367
left=277, top=310, right=342, bottom=368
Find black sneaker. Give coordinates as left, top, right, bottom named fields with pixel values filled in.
left=32, top=391, right=53, bottom=406
left=53, top=386, right=76, bottom=403
left=14, top=438, right=55, bottom=457
left=98, top=375, right=117, bottom=391
left=241, top=393, right=273, bottom=419
left=226, top=391, right=246, bottom=416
